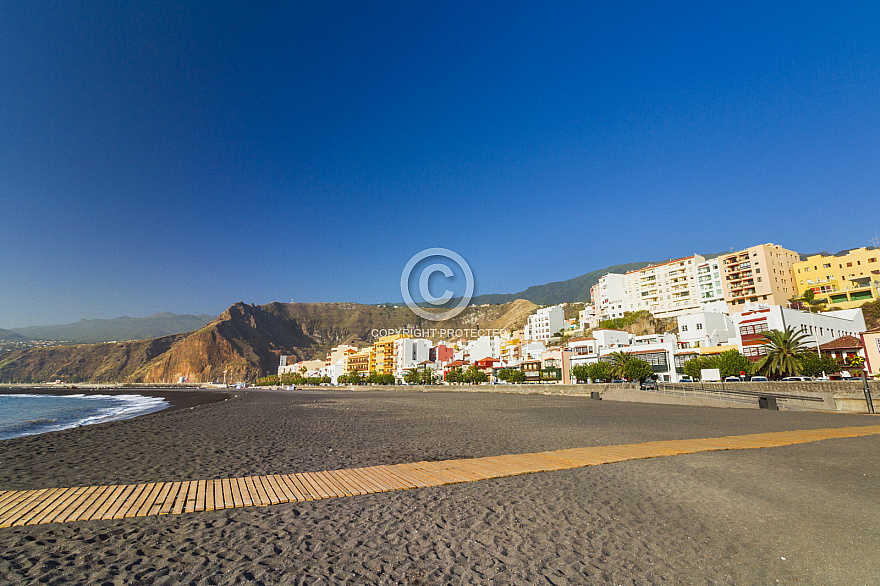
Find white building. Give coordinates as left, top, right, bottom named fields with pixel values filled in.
left=568, top=329, right=632, bottom=368
left=624, top=255, right=705, bottom=319
left=524, top=305, right=565, bottom=341
left=320, top=361, right=346, bottom=385
left=579, top=304, right=600, bottom=330
left=568, top=330, right=686, bottom=382
left=695, top=258, right=728, bottom=313
left=607, top=333, right=682, bottom=382
left=731, top=304, right=866, bottom=360
left=521, top=341, right=548, bottom=361
left=593, top=273, right=629, bottom=322
left=394, top=338, right=432, bottom=379
left=677, top=310, right=735, bottom=349
left=465, top=335, right=506, bottom=362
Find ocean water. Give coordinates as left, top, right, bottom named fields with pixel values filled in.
left=0, top=393, right=169, bottom=441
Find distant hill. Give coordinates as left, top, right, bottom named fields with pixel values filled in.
left=0, top=328, right=26, bottom=341
left=463, top=254, right=722, bottom=306
left=11, top=312, right=217, bottom=343
left=467, top=261, right=656, bottom=305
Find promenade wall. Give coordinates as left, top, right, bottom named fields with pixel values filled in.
left=338, top=381, right=880, bottom=414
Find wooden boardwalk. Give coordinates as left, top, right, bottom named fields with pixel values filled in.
left=2, top=424, right=878, bottom=528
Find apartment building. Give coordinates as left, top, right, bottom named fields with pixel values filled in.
left=731, top=305, right=866, bottom=361
left=695, top=258, right=727, bottom=312
left=347, top=347, right=375, bottom=375
left=624, top=255, right=705, bottom=319
left=593, top=273, right=629, bottom=322
left=394, top=337, right=431, bottom=379
left=792, top=247, right=880, bottom=309
left=372, top=333, right=409, bottom=375
left=720, top=243, right=800, bottom=312
left=677, top=310, right=735, bottom=349
left=523, top=305, right=564, bottom=341
left=325, top=344, right=357, bottom=367
left=578, top=304, right=599, bottom=330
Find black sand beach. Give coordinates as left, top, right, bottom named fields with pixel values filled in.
left=1, top=388, right=878, bottom=584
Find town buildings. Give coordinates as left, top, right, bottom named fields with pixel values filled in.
left=523, top=304, right=564, bottom=341
left=624, top=255, right=705, bottom=319
left=792, top=247, right=880, bottom=309
left=277, top=239, right=879, bottom=385
left=719, top=243, right=800, bottom=313
left=731, top=304, right=866, bottom=361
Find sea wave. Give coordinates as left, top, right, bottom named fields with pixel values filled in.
left=0, top=393, right=170, bottom=440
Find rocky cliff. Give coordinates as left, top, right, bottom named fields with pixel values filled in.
left=0, top=300, right=538, bottom=384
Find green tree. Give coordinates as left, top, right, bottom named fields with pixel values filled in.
left=682, top=350, right=754, bottom=379
left=585, top=361, right=613, bottom=382
left=623, top=358, right=654, bottom=381
left=570, top=364, right=589, bottom=383
left=682, top=356, right=712, bottom=380
left=462, top=365, right=487, bottom=384
left=714, top=349, right=754, bottom=378
left=755, top=327, right=811, bottom=378
left=799, top=352, right=841, bottom=377
left=341, top=369, right=364, bottom=385
left=445, top=367, right=463, bottom=384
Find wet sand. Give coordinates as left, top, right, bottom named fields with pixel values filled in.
left=1, top=388, right=878, bottom=584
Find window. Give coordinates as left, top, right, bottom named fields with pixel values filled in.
left=696, top=323, right=703, bottom=330
left=681, top=325, right=688, bottom=332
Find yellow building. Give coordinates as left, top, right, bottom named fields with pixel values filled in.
left=720, top=243, right=800, bottom=312
left=347, top=347, right=375, bottom=376
left=792, top=247, right=880, bottom=309
left=372, top=333, right=410, bottom=375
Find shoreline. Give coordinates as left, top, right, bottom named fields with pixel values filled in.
left=0, top=386, right=230, bottom=414
left=1, top=389, right=878, bottom=584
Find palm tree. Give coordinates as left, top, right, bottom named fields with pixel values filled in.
left=755, top=327, right=811, bottom=377
left=607, top=351, right=634, bottom=380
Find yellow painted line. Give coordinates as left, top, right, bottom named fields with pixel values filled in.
left=2, top=424, right=879, bottom=527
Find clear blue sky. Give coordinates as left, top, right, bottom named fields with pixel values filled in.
left=2, top=1, right=879, bottom=328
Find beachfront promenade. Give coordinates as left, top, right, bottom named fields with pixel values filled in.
left=3, top=423, right=879, bottom=528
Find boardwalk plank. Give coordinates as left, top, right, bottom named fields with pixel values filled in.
left=4, top=424, right=880, bottom=528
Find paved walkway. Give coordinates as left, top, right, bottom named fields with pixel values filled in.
left=2, top=424, right=879, bottom=528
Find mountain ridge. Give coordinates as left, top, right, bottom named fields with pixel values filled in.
left=0, top=300, right=538, bottom=384
left=10, top=313, right=217, bottom=343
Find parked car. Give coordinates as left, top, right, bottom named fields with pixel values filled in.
left=724, top=376, right=741, bottom=382
left=749, top=376, right=768, bottom=382
left=781, top=376, right=814, bottom=382
left=679, top=376, right=693, bottom=382
left=639, top=379, right=658, bottom=390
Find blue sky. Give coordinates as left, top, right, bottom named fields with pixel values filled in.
left=2, top=1, right=879, bottom=328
